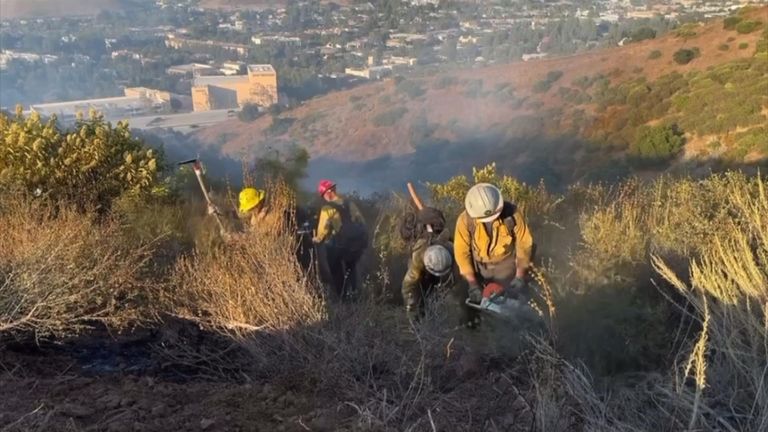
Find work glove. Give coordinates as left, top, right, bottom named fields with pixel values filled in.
left=506, top=277, right=527, bottom=300
left=207, top=203, right=220, bottom=216
left=467, top=282, right=483, bottom=304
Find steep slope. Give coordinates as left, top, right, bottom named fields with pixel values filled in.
left=195, top=8, right=768, bottom=187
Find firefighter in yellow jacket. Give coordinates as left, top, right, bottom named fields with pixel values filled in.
left=313, top=179, right=368, bottom=301
left=454, top=183, right=534, bottom=305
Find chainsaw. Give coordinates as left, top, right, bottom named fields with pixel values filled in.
left=465, top=282, right=537, bottom=322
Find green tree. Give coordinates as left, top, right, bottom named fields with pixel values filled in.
left=629, top=124, right=685, bottom=166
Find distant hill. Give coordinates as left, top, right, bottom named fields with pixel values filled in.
left=194, top=8, right=767, bottom=189
left=0, top=0, right=122, bottom=18
left=199, top=0, right=351, bottom=11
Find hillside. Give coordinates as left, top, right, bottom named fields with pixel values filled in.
left=199, top=0, right=351, bottom=11
left=195, top=7, right=768, bottom=188
left=0, top=0, right=122, bottom=19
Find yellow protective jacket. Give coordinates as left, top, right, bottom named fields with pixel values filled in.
left=453, top=202, right=534, bottom=278
left=315, top=196, right=365, bottom=243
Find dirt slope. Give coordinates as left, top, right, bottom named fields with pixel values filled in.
left=196, top=8, right=767, bottom=169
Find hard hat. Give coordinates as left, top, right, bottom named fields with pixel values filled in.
left=317, top=179, right=336, bottom=196
left=482, top=282, right=505, bottom=299
left=464, top=183, right=503, bottom=222
left=239, top=187, right=265, bottom=213
left=423, top=244, right=453, bottom=277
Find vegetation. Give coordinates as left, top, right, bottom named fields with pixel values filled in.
left=735, top=20, right=763, bottom=34
left=739, top=42, right=749, bottom=49
left=723, top=16, right=743, bottom=30
left=673, top=47, right=699, bottom=64
left=0, top=108, right=163, bottom=209
left=629, top=123, right=685, bottom=166
left=718, top=43, right=730, bottom=51
left=533, top=70, right=564, bottom=94
left=237, top=103, right=262, bottom=122
left=648, top=49, right=662, bottom=59
left=372, top=106, right=408, bottom=127
left=396, top=79, right=426, bottom=99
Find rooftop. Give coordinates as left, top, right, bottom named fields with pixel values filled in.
left=248, top=64, right=275, bottom=74
left=194, top=75, right=247, bottom=87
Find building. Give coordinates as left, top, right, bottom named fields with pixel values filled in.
left=30, top=87, right=171, bottom=123
left=165, top=34, right=250, bottom=57
left=191, top=64, right=278, bottom=112
left=344, top=65, right=393, bottom=80
left=166, top=63, right=216, bottom=76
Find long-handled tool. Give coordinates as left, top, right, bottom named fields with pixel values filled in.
left=178, top=158, right=227, bottom=235
left=406, top=182, right=433, bottom=233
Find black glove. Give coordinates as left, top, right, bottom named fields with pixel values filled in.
left=467, top=282, right=483, bottom=304
left=506, top=277, right=527, bottom=300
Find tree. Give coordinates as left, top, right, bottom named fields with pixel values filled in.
left=238, top=103, right=262, bottom=122
left=629, top=124, right=685, bottom=166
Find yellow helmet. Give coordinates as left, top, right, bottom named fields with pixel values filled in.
left=239, top=187, right=265, bottom=213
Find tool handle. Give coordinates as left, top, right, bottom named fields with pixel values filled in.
left=192, top=162, right=227, bottom=234
left=407, top=182, right=424, bottom=210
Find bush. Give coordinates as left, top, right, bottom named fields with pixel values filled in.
left=736, top=20, right=762, bottom=34
left=675, top=23, right=698, bottom=39
left=546, top=70, right=564, bottom=83
left=0, top=109, right=163, bottom=209
left=0, top=196, right=153, bottom=337
left=463, top=79, right=485, bottom=98
left=718, top=43, right=730, bottom=51
left=673, top=48, right=698, bottom=65
left=739, top=42, right=749, bottom=49
left=629, top=123, right=685, bottom=165
left=372, top=106, right=408, bottom=127
left=238, top=103, right=261, bottom=122
left=396, top=79, right=426, bottom=99
left=723, top=16, right=743, bottom=30
left=533, top=79, right=553, bottom=93
left=631, top=27, right=656, bottom=42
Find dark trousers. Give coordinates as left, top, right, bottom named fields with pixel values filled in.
left=317, top=243, right=361, bottom=301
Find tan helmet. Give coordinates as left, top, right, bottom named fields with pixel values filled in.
left=423, top=244, right=453, bottom=277
left=464, top=183, right=503, bottom=222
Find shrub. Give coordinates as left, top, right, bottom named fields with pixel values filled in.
left=238, top=103, right=261, bottom=122
left=718, top=43, right=730, bottom=51
left=546, top=70, right=564, bottom=83
left=629, top=123, right=685, bottom=165
left=396, top=79, right=426, bottom=99
left=0, top=196, right=153, bottom=337
left=735, top=20, right=762, bottom=34
left=372, top=106, right=408, bottom=127
left=432, top=75, right=456, bottom=89
left=648, top=50, right=662, bottom=60
left=675, top=23, right=698, bottom=39
left=673, top=48, right=698, bottom=65
left=0, top=109, right=163, bottom=209
left=463, top=79, right=485, bottom=98
left=631, top=27, right=656, bottom=42
left=739, top=42, right=749, bottom=49
left=723, top=16, right=743, bottom=30
left=533, top=79, right=553, bottom=93
left=348, top=94, right=363, bottom=103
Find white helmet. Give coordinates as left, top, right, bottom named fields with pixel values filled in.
left=423, top=244, right=453, bottom=277
left=464, top=183, right=503, bottom=222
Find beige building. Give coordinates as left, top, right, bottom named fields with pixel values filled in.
left=191, top=64, right=278, bottom=112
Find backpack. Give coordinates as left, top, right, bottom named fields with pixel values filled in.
left=327, top=200, right=368, bottom=254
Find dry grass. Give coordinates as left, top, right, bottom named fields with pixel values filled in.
left=0, top=195, right=153, bottom=338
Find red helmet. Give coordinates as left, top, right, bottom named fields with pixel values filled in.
left=483, top=282, right=504, bottom=299
left=317, top=179, right=336, bottom=196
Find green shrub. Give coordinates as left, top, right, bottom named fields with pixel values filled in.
left=675, top=23, right=698, bottom=39
left=547, top=70, right=564, bottom=83
left=372, top=106, right=408, bottom=127
left=739, top=42, right=749, bottom=49
left=396, top=79, right=426, bottom=99
left=648, top=50, right=662, bottom=60
left=629, top=123, right=685, bottom=166
left=631, top=27, right=657, bottom=42
left=736, top=20, right=762, bottom=34
left=533, top=79, right=553, bottom=93
left=0, top=109, right=163, bottom=208
left=723, top=16, right=743, bottom=30
left=673, top=48, right=698, bottom=65
left=718, top=44, right=730, bottom=51
left=238, top=103, right=262, bottom=122
left=727, top=36, right=736, bottom=42
left=757, top=39, right=768, bottom=53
